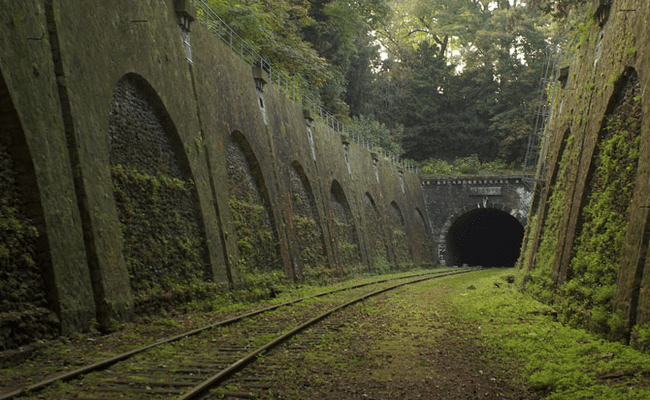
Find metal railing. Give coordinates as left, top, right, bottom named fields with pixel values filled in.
left=523, top=44, right=562, bottom=181
left=190, top=0, right=418, bottom=173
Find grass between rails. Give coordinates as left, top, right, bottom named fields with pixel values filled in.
left=449, top=269, right=650, bottom=399
left=0, top=268, right=453, bottom=393
left=5, top=268, right=650, bottom=399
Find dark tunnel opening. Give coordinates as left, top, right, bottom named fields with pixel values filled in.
left=447, top=208, right=524, bottom=268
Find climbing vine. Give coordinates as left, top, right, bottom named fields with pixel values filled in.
left=330, top=217, right=362, bottom=273
left=293, top=214, right=332, bottom=282
left=0, top=143, right=59, bottom=349
left=229, top=197, right=282, bottom=272
left=392, top=229, right=413, bottom=269
left=112, top=164, right=210, bottom=314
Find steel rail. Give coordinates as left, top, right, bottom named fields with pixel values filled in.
left=0, top=269, right=463, bottom=400
left=178, top=269, right=475, bottom=399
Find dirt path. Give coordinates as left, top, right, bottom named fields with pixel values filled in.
left=263, top=277, right=540, bottom=399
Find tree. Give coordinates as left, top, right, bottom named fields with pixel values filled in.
left=372, top=0, right=550, bottom=163
left=207, top=0, right=332, bottom=92
left=348, top=115, right=404, bottom=156
left=302, top=0, right=390, bottom=116
left=398, top=41, right=498, bottom=161
left=205, top=0, right=557, bottom=164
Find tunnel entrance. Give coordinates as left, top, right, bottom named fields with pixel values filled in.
left=446, top=208, right=524, bottom=268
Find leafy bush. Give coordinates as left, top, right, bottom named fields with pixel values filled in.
left=421, top=154, right=514, bottom=176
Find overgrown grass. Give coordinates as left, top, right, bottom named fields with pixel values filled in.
left=0, top=268, right=448, bottom=382
left=447, top=269, right=650, bottom=399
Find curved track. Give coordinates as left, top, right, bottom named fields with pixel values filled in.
left=2, top=268, right=475, bottom=400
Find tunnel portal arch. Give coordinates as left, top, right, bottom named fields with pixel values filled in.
left=438, top=201, right=525, bottom=268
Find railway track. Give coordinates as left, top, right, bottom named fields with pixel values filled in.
left=2, top=268, right=476, bottom=399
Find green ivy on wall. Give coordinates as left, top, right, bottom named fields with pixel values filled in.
left=111, top=164, right=209, bottom=313
left=331, top=216, right=362, bottom=271
left=229, top=197, right=282, bottom=272
left=1, top=143, right=59, bottom=348
left=293, top=214, right=332, bottom=282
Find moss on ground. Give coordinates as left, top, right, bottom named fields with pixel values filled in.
left=6, top=269, right=650, bottom=399
left=453, top=269, right=650, bottom=399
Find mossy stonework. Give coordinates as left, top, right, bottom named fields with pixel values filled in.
left=0, top=0, right=95, bottom=345
left=521, top=1, right=650, bottom=346
left=363, top=193, right=391, bottom=273
left=329, top=180, right=363, bottom=272
left=288, top=163, right=329, bottom=280
left=226, top=133, right=282, bottom=276
left=0, top=141, right=59, bottom=349
left=109, top=74, right=210, bottom=313
left=0, top=0, right=433, bottom=347
left=389, top=201, right=413, bottom=269
left=413, top=207, right=435, bottom=266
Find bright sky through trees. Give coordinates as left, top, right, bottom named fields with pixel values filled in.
left=208, top=0, right=583, bottom=164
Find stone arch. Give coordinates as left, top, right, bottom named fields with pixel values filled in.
left=389, top=200, right=412, bottom=267
left=329, top=180, right=361, bottom=269
left=389, top=201, right=405, bottom=226
left=414, top=207, right=435, bottom=264
left=363, top=192, right=389, bottom=271
left=0, top=69, right=60, bottom=348
left=438, top=200, right=525, bottom=267
left=289, top=161, right=327, bottom=277
left=415, top=207, right=430, bottom=235
left=227, top=131, right=282, bottom=273
left=109, top=73, right=210, bottom=313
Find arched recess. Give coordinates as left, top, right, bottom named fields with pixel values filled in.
left=227, top=131, right=282, bottom=273
left=414, top=207, right=435, bottom=264
left=566, top=67, right=642, bottom=335
left=289, top=162, right=328, bottom=278
left=389, top=200, right=412, bottom=268
left=329, top=180, right=361, bottom=269
left=415, top=207, right=430, bottom=235
left=109, top=73, right=210, bottom=313
left=440, top=201, right=525, bottom=268
left=363, top=192, right=390, bottom=271
left=1, top=70, right=59, bottom=348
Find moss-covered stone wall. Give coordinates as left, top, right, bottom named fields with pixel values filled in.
left=0, top=0, right=95, bottom=347
left=389, top=201, right=413, bottom=269
left=288, top=163, right=329, bottom=280
left=226, top=133, right=282, bottom=277
left=109, top=74, right=210, bottom=313
left=520, top=0, right=650, bottom=346
left=0, top=138, right=59, bottom=349
left=363, top=193, right=390, bottom=273
left=413, top=207, right=435, bottom=266
left=0, top=0, right=435, bottom=348
left=329, top=180, right=363, bottom=272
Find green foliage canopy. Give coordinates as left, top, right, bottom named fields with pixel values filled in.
left=206, top=0, right=564, bottom=165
